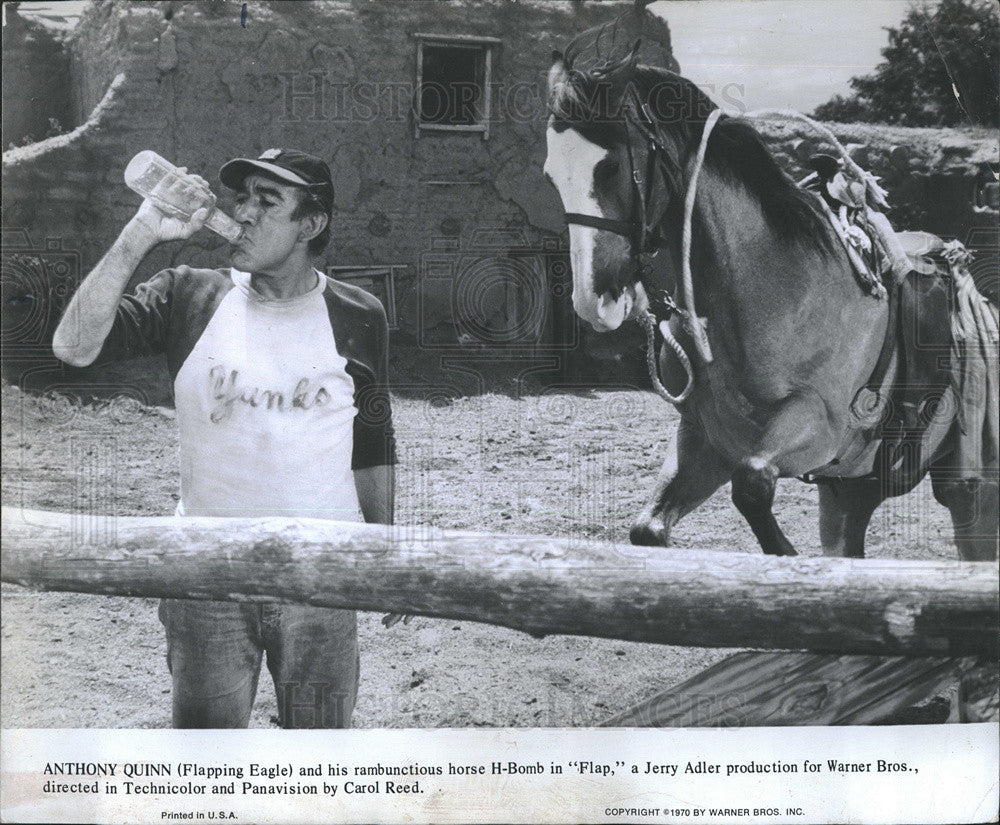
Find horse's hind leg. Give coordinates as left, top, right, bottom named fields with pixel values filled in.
left=816, top=477, right=885, bottom=558
left=931, top=465, right=1000, bottom=722
left=930, top=464, right=999, bottom=561
left=630, top=416, right=730, bottom=547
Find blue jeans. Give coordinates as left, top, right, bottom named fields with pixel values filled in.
left=158, top=599, right=359, bottom=729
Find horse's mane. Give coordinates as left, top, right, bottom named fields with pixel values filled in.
left=548, top=54, right=835, bottom=253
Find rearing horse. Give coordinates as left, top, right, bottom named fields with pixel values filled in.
left=544, top=50, right=998, bottom=561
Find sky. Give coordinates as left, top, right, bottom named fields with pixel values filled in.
left=12, top=0, right=917, bottom=113
left=650, top=0, right=918, bottom=113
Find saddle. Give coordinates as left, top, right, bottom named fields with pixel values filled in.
left=800, top=155, right=954, bottom=428
left=895, top=229, right=947, bottom=273
left=795, top=155, right=970, bottom=489
left=801, top=154, right=912, bottom=296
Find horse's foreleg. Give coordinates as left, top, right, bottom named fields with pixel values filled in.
left=732, top=393, right=838, bottom=557
left=731, top=458, right=797, bottom=556
left=630, top=416, right=730, bottom=547
left=816, top=477, right=885, bottom=558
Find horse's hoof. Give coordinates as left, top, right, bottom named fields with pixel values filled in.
left=630, top=520, right=668, bottom=547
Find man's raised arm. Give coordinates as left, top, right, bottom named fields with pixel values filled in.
left=52, top=177, right=211, bottom=367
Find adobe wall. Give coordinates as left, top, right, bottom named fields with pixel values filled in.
left=1, top=5, right=74, bottom=149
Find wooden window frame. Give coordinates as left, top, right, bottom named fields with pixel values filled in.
left=326, top=265, right=405, bottom=330
left=414, top=33, right=501, bottom=140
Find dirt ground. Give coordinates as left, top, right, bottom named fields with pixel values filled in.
left=0, top=380, right=959, bottom=728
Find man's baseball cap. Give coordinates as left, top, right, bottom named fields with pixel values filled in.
left=219, top=148, right=334, bottom=211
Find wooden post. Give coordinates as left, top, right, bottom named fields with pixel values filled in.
left=2, top=507, right=997, bottom=658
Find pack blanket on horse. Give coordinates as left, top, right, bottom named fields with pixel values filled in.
left=798, top=153, right=999, bottom=499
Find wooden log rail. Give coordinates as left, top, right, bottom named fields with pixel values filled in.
left=2, top=507, right=997, bottom=658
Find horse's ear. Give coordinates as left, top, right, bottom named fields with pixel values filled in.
left=593, top=38, right=642, bottom=81
left=548, top=58, right=570, bottom=96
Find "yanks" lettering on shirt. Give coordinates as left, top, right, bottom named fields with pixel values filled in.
left=208, top=365, right=332, bottom=423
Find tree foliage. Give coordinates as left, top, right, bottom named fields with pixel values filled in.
left=813, top=0, right=999, bottom=127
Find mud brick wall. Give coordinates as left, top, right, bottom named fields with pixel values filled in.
left=756, top=119, right=998, bottom=239
left=1, top=6, right=74, bottom=149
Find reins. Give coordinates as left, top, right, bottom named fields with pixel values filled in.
left=636, top=106, right=721, bottom=404
left=638, top=310, right=695, bottom=404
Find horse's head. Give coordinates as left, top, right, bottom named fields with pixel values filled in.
left=544, top=47, right=716, bottom=332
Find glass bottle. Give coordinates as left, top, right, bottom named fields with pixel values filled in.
left=123, top=150, right=243, bottom=242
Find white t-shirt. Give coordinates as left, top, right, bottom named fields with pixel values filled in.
left=173, top=270, right=363, bottom=521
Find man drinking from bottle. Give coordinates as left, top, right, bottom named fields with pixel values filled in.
left=53, top=149, right=396, bottom=729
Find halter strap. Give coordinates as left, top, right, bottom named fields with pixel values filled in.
left=562, top=90, right=718, bottom=360
left=563, top=212, right=635, bottom=238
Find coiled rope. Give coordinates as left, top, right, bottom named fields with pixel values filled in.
left=639, top=310, right=695, bottom=404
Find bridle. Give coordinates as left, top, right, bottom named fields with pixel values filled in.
left=561, top=87, right=686, bottom=325
left=558, top=82, right=721, bottom=403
